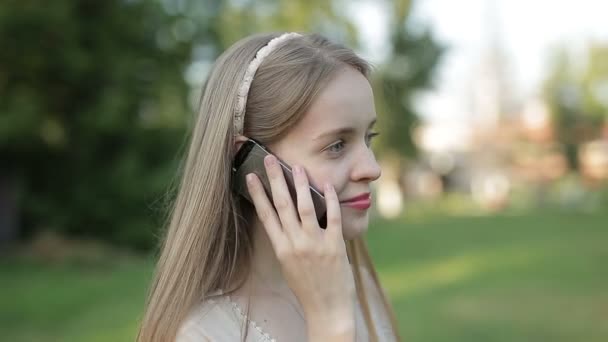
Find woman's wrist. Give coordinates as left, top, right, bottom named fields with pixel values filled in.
left=307, top=329, right=355, bottom=341
left=307, top=326, right=355, bottom=341
left=306, top=313, right=355, bottom=341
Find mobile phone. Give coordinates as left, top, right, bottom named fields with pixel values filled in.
left=232, top=139, right=327, bottom=228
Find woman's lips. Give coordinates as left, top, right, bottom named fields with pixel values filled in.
left=342, top=199, right=371, bottom=210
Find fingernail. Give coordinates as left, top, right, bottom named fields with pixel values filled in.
left=325, top=183, right=332, bottom=192
left=293, top=165, right=302, bottom=175
left=264, top=155, right=275, bottom=166
left=246, top=173, right=254, bottom=183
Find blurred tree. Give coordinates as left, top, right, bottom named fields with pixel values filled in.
left=220, top=0, right=357, bottom=45
left=0, top=0, right=219, bottom=249
left=0, top=0, right=441, bottom=249
left=543, top=43, right=608, bottom=170
left=580, top=44, right=608, bottom=123
left=372, top=0, right=443, bottom=160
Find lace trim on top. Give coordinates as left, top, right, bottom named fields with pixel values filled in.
left=208, top=290, right=276, bottom=342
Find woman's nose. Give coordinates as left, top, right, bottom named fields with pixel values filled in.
left=351, top=147, right=382, bottom=182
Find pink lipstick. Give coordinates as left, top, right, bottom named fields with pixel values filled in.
left=340, top=192, right=372, bottom=210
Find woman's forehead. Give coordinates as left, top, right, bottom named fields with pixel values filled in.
left=296, top=68, right=376, bottom=134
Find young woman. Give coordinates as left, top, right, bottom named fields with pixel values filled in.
left=138, top=32, right=401, bottom=342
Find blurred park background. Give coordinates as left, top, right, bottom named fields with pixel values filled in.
left=1, top=0, right=607, bottom=341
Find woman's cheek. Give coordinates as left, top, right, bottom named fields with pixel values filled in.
left=310, top=176, right=329, bottom=193
left=305, top=159, right=344, bottom=193
left=306, top=169, right=332, bottom=193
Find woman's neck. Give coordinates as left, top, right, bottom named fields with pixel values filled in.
left=248, top=218, right=293, bottom=294
left=228, top=217, right=305, bottom=319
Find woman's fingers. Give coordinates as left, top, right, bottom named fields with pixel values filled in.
left=246, top=173, right=289, bottom=252
left=323, top=183, right=343, bottom=237
left=264, top=155, right=301, bottom=237
left=248, top=154, right=342, bottom=250
left=293, top=164, right=319, bottom=231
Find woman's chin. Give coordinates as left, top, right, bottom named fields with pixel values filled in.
left=341, top=211, right=370, bottom=240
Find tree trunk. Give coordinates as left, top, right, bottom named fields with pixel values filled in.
left=0, top=173, right=19, bottom=250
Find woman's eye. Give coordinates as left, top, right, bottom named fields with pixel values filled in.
left=366, top=132, right=380, bottom=146
left=327, top=140, right=345, bottom=153
left=325, top=132, right=379, bottom=155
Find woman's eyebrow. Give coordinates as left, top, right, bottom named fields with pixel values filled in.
left=313, top=118, right=377, bottom=141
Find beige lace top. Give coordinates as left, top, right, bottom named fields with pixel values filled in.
left=176, top=269, right=397, bottom=342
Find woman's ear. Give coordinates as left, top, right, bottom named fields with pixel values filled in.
left=233, top=134, right=249, bottom=155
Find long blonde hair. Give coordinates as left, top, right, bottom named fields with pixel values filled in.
left=138, top=32, right=401, bottom=342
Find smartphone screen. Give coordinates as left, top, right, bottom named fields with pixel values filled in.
left=232, top=139, right=327, bottom=228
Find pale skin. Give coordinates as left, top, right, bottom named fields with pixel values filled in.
left=233, top=66, right=381, bottom=341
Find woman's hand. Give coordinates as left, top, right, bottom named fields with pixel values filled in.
left=246, top=154, right=356, bottom=337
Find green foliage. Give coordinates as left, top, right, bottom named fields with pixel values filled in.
left=215, top=0, right=358, bottom=48
left=543, top=43, right=608, bottom=169
left=1, top=0, right=441, bottom=249
left=0, top=0, right=202, bottom=248
left=373, top=1, right=444, bottom=159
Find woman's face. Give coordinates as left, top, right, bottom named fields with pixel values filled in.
left=268, top=66, right=381, bottom=240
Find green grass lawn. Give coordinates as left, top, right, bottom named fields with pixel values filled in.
left=0, top=256, right=153, bottom=342
left=367, top=211, right=608, bottom=342
left=1, top=210, right=607, bottom=341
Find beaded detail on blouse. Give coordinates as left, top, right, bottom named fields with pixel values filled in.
left=224, top=294, right=276, bottom=342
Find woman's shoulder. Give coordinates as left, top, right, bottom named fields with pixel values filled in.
left=176, top=292, right=242, bottom=342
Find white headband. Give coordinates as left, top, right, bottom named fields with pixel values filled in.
left=233, top=32, right=302, bottom=135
